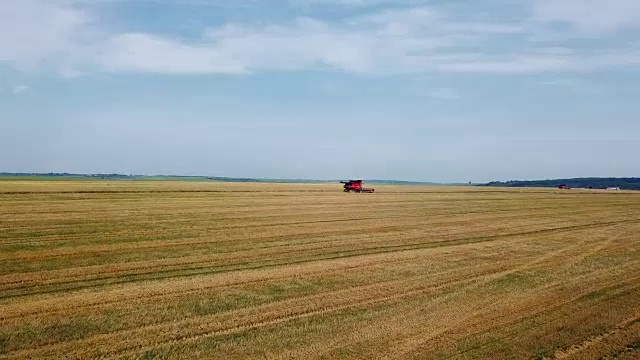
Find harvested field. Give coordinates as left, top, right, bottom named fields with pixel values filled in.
left=1, top=180, right=639, bottom=359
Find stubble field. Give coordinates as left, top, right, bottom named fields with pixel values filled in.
left=1, top=180, right=639, bottom=360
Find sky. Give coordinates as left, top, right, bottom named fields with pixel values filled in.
left=1, top=0, right=639, bottom=183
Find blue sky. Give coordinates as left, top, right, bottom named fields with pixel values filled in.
left=1, top=0, right=639, bottom=182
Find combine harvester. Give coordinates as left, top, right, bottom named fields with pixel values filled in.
left=341, top=180, right=375, bottom=193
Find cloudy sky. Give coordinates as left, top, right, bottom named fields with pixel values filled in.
left=1, top=0, right=639, bottom=182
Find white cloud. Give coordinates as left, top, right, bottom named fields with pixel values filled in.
left=438, top=51, right=640, bottom=74
left=439, top=55, right=578, bottom=74
left=536, top=77, right=612, bottom=95
left=107, top=7, right=522, bottom=75
left=429, top=88, right=459, bottom=100
left=289, top=0, right=426, bottom=7
left=98, top=33, right=247, bottom=74
left=533, top=0, right=640, bottom=35
left=591, top=51, right=640, bottom=67
left=0, top=0, right=640, bottom=76
left=13, top=85, right=29, bottom=94
left=0, top=0, right=91, bottom=71
left=201, top=19, right=383, bottom=73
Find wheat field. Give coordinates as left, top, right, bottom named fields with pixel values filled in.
left=0, top=180, right=639, bottom=359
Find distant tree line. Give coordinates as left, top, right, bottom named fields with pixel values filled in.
left=0, top=173, right=439, bottom=185
left=0, top=173, right=137, bottom=179
left=482, top=178, right=640, bottom=190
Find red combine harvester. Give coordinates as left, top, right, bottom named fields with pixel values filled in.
left=341, top=180, right=375, bottom=193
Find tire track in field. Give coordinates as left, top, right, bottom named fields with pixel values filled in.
left=301, top=228, right=628, bottom=358
left=3, top=219, right=636, bottom=300
left=0, top=216, right=416, bottom=246
left=547, top=312, right=640, bottom=359
left=0, top=205, right=438, bottom=222
left=0, top=202, right=619, bottom=248
left=0, top=247, right=499, bottom=322
left=3, top=218, right=638, bottom=300
left=2, top=230, right=623, bottom=359
left=446, top=232, right=636, bottom=356
left=0, top=215, right=552, bottom=286
left=546, top=291, right=640, bottom=360
left=274, top=278, right=498, bottom=360
left=0, top=272, right=484, bottom=359
left=0, top=205, right=577, bottom=247
left=0, top=215, right=406, bottom=241
left=116, top=243, right=640, bottom=360
left=384, top=274, right=640, bottom=360
left=0, top=271, right=492, bottom=359
left=0, top=203, right=473, bottom=223
left=1, top=264, right=512, bottom=355
left=379, top=229, right=636, bottom=360
left=0, top=201, right=624, bottom=246
left=461, top=270, right=640, bottom=360
left=439, top=275, right=640, bottom=360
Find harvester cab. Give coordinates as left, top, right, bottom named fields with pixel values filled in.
left=341, top=180, right=375, bottom=193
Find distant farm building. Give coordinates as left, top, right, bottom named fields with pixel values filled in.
left=607, top=187, right=621, bottom=191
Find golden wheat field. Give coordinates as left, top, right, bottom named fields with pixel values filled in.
left=1, top=180, right=639, bottom=360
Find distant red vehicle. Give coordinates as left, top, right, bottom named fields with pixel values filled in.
left=558, top=184, right=570, bottom=190
left=341, top=180, right=375, bottom=193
